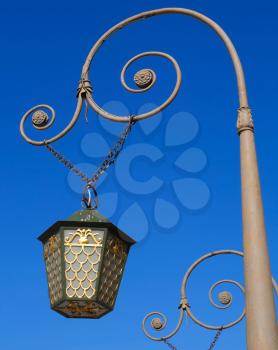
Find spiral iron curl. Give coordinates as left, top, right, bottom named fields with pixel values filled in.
left=142, top=249, right=278, bottom=342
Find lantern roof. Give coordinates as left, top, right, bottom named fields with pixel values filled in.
left=68, top=209, right=112, bottom=223
left=38, top=209, right=136, bottom=246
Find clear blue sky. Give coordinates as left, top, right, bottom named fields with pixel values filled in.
left=1, top=0, right=277, bottom=349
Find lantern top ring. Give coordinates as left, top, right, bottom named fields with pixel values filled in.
left=82, top=183, right=99, bottom=210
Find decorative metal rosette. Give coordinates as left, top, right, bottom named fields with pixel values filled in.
left=133, top=69, right=155, bottom=89
left=32, top=110, right=49, bottom=128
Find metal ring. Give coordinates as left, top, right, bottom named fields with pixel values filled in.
left=82, top=183, right=99, bottom=210
left=209, top=280, right=237, bottom=309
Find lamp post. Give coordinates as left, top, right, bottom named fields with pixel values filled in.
left=20, top=7, right=277, bottom=349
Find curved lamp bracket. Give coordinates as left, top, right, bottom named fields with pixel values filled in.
left=20, top=7, right=252, bottom=146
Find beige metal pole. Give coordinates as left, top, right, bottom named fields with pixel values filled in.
left=238, top=110, right=278, bottom=349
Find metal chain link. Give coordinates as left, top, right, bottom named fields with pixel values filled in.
left=44, top=115, right=136, bottom=205
left=44, top=143, right=90, bottom=182
left=163, top=339, right=177, bottom=350
left=208, top=328, right=223, bottom=350
left=85, top=116, right=136, bottom=186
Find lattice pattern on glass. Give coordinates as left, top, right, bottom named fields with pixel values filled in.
left=44, top=235, right=63, bottom=305
left=98, top=235, right=128, bottom=308
left=64, top=228, right=104, bottom=299
left=55, top=300, right=108, bottom=318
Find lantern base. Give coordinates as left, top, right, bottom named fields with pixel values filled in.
left=53, top=300, right=111, bottom=319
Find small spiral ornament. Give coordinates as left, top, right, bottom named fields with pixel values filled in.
left=209, top=282, right=234, bottom=309
left=142, top=310, right=185, bottom=341
left=85, top=51, right=182, bottom=122
left=208, top=280, right=244, bottom=311
left=20, top=95, right=83, bottom=146
left=144, top=312, right=167, bottom=332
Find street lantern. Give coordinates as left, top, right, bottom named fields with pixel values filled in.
left=38, top=209, right=135, bottom=318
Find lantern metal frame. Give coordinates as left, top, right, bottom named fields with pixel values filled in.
left=38, top=210, right=135, bottom=319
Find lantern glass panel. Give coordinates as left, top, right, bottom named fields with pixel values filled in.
left=98, top=232, right=129, bottom=308
left=43, top=233, right=63, bottom=306
left=64, top=228, right=104, bottom=300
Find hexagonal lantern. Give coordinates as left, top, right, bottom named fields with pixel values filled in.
left=38, top=209, right=135, bottom=319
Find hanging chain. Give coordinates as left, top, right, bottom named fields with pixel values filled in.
left=85, top=116, right=136, bottom=186
left=44, top=115, right=136, bottom=207
left=163, top=339, right=177, bottom=350
left=208, top=328, right=223, bottom=350
left=160, top=327, right=223, bottom=350
left=44, top=144, right=90, bottom=182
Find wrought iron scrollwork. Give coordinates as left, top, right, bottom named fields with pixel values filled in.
left=143, top=310, right=185, bottom=342
left=20, top=97, right=83, bottom=146
left=20, top=7, right=250, bottom=145
left=85, top=51, right=182, bottom=122
left=180, top=250, right=246, bottom=331
left=19, top=50, right=181, bottom=145
left=142, top=250, right=278, bottom=342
